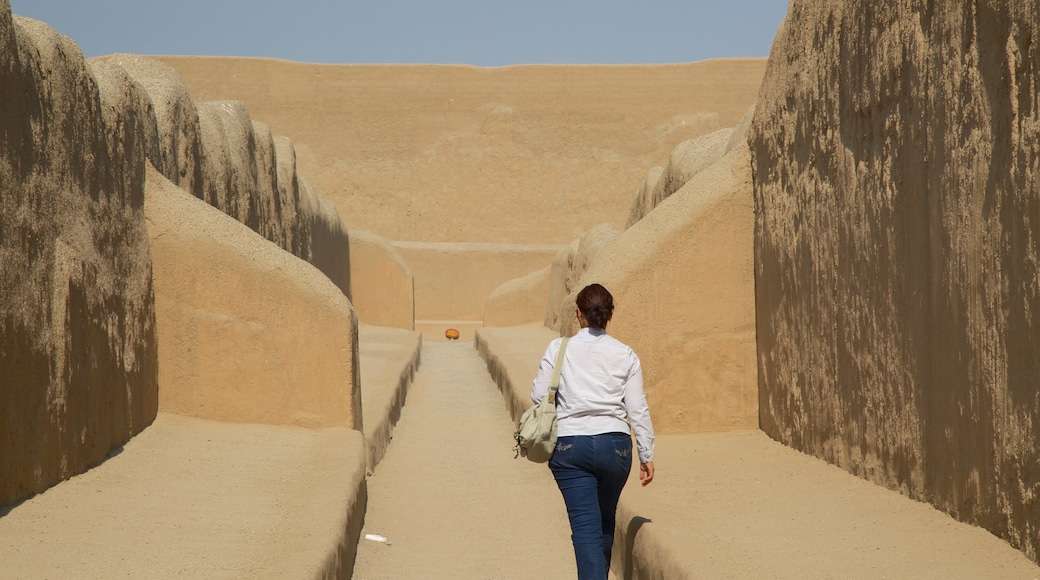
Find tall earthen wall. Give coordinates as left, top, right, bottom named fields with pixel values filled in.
left=348, top=230, right=414, bottom=330
left=0, top=7, right=158, bottom=507
left=102, top=55, right=354, bottom=301
left=146, top=167, right=361, bottom=429
left=570, top=145, right=758, bottom=434
left=751, top=1, right=1040, bottom=561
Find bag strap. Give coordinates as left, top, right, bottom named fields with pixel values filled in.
left=547, top=337, right=570, bottom=405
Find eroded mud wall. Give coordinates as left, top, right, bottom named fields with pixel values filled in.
left=751, top=1, right=1040, bottom=560
left=483, top=266, right=551, bottom=327
left=0, top=8, right=158, bottom=507
left=572, top=146, right=757, bottom=434
left=146, top=167, right=360, bottom=429
left=103, top=56, right=352, bottom=300
left=544, top=225, right=618, bottom=331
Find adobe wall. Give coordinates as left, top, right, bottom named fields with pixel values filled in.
left=103, top=55, right=353, bottom=299
left=146, top=166, right=361, bottom=429
left=571, top=145, right=758, bottom=434
left=483, top=266, right=551, bottom=327
left=349, top=230, right=415, bottom=330
left=158, top=56, right=767, bottom=244
left=544, top=224, right=619, bottom=330
left=393, top=242, right=560, bottom=337
left=0, top=8, right=159, bottom=507
left=626, top=128, right=733, bottom=226
left=751, top=1, right=1040, bottom=561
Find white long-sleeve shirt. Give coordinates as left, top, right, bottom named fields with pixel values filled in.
left=531, top=327, right=655, bottom=463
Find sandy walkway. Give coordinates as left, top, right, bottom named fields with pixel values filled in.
left=353, top=340, right=577, bottom=579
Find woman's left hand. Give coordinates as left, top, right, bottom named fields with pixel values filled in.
left=640, top=461, right=654, bottom=486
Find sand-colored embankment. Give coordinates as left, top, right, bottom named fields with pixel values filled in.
left=751, top=1, right=1040, bottom=562
left=529, top=109, right=757, bottom=434
left=0, top=413, right=368, bottom=579
left=543, top=223, right=619, bottom=331
left=359, top=324, right=422, bottom=471
left=569, top=144, right=758, bottom=434
left=349, top=231, right=415, bottom=330
left=474, top=325, right=559, bottom=423
left=0, top=313, right=424, bottom=579
left=158, top=56, right=767, bottom=244
left=0, top=8, right=158, bottom=507
left=146, top=166, right=361, bottom=429
left=626, top=126, right=733, bottom=227
left=393, top=241, right=560, bottom=339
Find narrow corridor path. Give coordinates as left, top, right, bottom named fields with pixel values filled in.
left=353, top=340, right=577, bottom=579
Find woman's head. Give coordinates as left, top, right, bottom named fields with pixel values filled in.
left=576, top=283, right=614, bottom=329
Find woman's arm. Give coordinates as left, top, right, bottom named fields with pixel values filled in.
left=623, top=356, right=655, bottom=465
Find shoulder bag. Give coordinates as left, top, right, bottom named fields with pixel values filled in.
left=514, top=336, right=570, bottom=463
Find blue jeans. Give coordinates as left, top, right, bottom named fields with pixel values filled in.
left=549, top=433, right=632, bottom=580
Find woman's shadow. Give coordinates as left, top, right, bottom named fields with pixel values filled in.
left=618, top=515, right=652, bottom=580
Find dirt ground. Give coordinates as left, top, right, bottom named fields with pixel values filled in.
left=359, top=338, right=1040, bottom=579
left=2, top=338, right=1037, bottom=579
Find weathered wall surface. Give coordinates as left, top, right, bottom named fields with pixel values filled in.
left=102, top=56, right=353, bottom=300
left=145, top=166, right=360, bottom=429
left=544, top=224, right=619, bottom=331
left=0, top=9, right=158, bottom=507
left=393, top=242, right=561, bottom=326
left=307, top=186, right=353, bottom=301
left=348, top=230, right=414, bottom=330
left=104, top=54, right=205, bottom=200
left=626, top=128, right=734, bottom=227
left=484, top=266, right=551, bottom=327
left=751, top=1, right=1040, bottom=561
left=158, top=56, right=767, bottom=244
left=626, top=166, right=665, bottom=229
left=570, top=146, right=757, bottom=433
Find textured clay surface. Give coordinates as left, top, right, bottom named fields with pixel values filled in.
left=751, top=0, right=1040, bottom=561
left=0, top=10, right=158, bottom=507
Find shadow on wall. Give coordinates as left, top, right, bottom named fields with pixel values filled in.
left=0, top=10, right=159, bottom=508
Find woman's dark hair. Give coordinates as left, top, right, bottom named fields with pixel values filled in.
left=576, top=283, right=614, bottom=329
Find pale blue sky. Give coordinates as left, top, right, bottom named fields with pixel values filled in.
left=10, top=1, right=788, bottom=66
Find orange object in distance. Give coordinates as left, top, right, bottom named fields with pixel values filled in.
left=445, top=328, right=460, bottom=340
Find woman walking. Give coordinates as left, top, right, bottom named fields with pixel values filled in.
left=531, top=283, right=655, bottom=580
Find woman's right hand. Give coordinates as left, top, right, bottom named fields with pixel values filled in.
left=639, top=461, right=654, bottom=486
